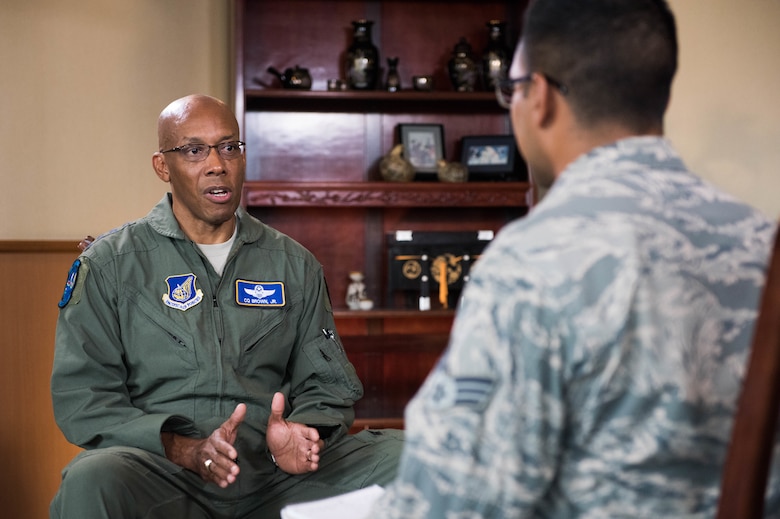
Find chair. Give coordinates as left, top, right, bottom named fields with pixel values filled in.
left=717, top=227, right=780, bottom=518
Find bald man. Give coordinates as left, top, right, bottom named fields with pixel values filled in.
left=51, top=95, right=402, bottom=518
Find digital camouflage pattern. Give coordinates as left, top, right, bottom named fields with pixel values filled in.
left=373, top=136, right=779, bottom=518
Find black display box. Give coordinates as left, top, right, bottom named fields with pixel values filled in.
left=386, top=230, right=494, bottom=309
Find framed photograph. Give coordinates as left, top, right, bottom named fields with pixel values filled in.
left=398, top=124, right=445, bottom=176
left=460, top=135, right=526, bottom=180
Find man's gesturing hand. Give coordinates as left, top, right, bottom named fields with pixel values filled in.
left=162, top=403, right=246, bottom=488
left=266, top=392, right=325, bottom=474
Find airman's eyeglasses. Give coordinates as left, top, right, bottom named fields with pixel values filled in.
left=495, top=74, right=569, bottom=109
left=160, top=141, right=245, bottom=162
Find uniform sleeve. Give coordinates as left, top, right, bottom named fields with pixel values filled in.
left=371, top=254, right=566, bottom=518
left=285, top=264, right=363, bottom=441
left=51, top=255, right=197, bottom=455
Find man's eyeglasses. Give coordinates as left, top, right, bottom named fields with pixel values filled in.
left=495, top=74, right=569, bottom=109
left=160, top=141, right=245, bottom=162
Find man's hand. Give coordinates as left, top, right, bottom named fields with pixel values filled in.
left=266, top=392, right=324, bottom=474
left=162, top=403, right=246, bottom=488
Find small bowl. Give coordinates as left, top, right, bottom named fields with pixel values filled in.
left=358, top=299, right=374, bottom=310
left=327, top=79, right=347, bottom=91
left=412, top=75, right=434, bottom=91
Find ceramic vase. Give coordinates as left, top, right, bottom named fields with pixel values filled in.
left=448, top=37, right=478, bottom=92
left=481, top=20, right=511, bottom=90
left=385, top=57, right=401, bottom=92
left=346, top=20, right=379, bottom=90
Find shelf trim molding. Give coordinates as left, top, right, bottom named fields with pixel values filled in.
left=243, top=181, right=530, bottom=208
left=244, top=89, right=506, bottom=114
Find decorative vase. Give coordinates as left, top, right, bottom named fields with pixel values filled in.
left=385, top=57, right=401, bottom=92
left=437, top=159, right=468, bottom=183
left=380, top=144, right=415, bottom=182
left=345, top=20, right=379, bottom=90
left=481, top=20, right=511, bottom=90
left=447, top=37, right=479, bottom=92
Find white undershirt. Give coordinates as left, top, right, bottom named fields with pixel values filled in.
left=196, top=224, right=238, bottom=276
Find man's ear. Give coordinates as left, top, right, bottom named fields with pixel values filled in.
left=533, top=72, right=559, bottom=129
left=152, top=152, right=171, bottom=183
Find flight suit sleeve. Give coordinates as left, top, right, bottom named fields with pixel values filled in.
left=51, top=255, right=198, bottom=456
left=285, top=264, right=363, bottom=442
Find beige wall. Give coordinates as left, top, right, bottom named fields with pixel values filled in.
left=667, top=0, right=780, bottom=220
left=0, top=0, right=778, bottom=241
left=0, top=0, right=231, bottom=240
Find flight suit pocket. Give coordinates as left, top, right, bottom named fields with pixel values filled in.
left=121, top=287, right=198, bottom=369
left=302, top=335, right=362, bottom=401
left=241, top=305, right=288, bottom=354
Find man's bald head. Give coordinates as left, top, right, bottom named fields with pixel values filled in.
left=157, top=95, right=237, bottom=151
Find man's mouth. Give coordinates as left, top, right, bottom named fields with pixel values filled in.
left=206, top=187, right=232, bottom=201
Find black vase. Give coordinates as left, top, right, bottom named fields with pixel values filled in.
left=385, top=57, right=401, bottom=92
left=447, top=37, right=478, bottom=92
left=481, top=20, right=511, bottom=90
left=346, top=20, right=379, bottom=90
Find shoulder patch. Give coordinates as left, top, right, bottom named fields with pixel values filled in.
left=58, top=259, right=83, bottom=308
left=425, top=369, right=496, bottom=412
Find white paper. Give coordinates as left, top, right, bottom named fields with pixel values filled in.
left=280, top=485, right=385, bottom=519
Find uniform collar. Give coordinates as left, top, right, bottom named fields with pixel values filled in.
left=146, top=193, right=264, bottom=244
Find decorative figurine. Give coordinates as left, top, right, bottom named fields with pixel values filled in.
left=385, top=57, right=401, bottom=92
left=437, top=159, right=468, bottom=183
left=481, top=20, right=511, bottom=90
left=447, top=37, right=479, bottom=92
left=346, top=271, right=368, bottom=310
left=345, top=20, right=379, bottom=90
left=380, top=144, right=416, bottom=182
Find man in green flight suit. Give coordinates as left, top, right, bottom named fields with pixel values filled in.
left=50, top=94, right=403, bottom=518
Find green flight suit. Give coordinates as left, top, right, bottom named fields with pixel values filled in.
left=50, top=195, right=402, bottom=518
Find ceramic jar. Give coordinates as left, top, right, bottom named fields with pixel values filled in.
left=448, top=37, right=479, bottom=92
left=346, top=20, right=379, bottom=90
left=481, top=20, right=511, bottom=90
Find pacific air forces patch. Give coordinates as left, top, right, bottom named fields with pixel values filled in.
left=162, top=273, right=203, bottom=311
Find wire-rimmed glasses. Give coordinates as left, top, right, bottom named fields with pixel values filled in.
left=160, top=141, right=245, bottom=162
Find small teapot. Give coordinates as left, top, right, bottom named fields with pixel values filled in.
left=267, top=65, right=312, bottom=90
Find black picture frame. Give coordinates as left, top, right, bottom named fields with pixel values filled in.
left=398, top=124, right=445, bottom=177
left=460, top=135, right=525, bottom=180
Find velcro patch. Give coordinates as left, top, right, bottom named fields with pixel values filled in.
left=162, top=273, right=203, bottom=311
left=236, top=280, right=285, bottom=307
left=426, top=370, right=495, bottom=411
left=58, top=259, right=81, bottom=308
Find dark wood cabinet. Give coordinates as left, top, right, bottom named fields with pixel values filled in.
left=234, top=0, right=530, bottom=428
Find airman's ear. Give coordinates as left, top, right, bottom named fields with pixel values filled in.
left=533, top=72, right=559, bottom=129
left=152, top=152, right=171, bottom=183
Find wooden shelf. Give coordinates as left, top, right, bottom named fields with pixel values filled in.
left=235, top=0, right=529, bottom=428
left=245, top=88, right=506, bottom=114
left=333, top=308, right=454, bottom=319
left=243, top=181, right=531, bottom=208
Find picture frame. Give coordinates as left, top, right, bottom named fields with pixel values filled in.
left=460, top=135, right=526, bottom=180
left=398, top=124, right=445, bottom=177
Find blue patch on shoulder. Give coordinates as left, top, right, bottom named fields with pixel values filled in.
left=58, top=259, right=81, bottom=308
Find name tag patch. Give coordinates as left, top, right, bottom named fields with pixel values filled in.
left=236, top=280, right=285, bottom=307
left=162, top=273, right=203, bottom=311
